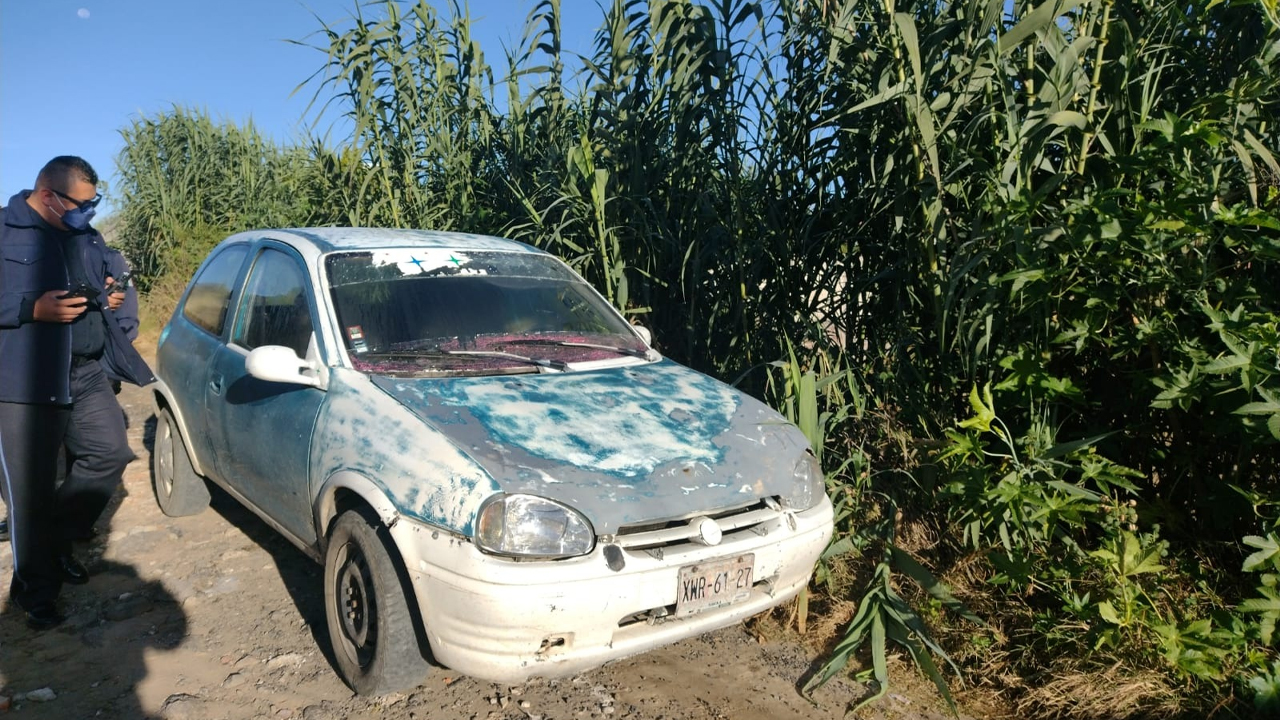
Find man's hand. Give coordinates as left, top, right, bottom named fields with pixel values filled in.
left=104, top=275, right=125, bottom=311
left=33, top=289, right=88, bottom=323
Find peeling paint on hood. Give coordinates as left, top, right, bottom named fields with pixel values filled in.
left=369, top=359, right=811, bottom=533
left=388, top=361, right=737, bottom=475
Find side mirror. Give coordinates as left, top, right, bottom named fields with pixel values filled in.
left=633, top=325, right=653, bottom=346
left=245, top=345, right=322, bottom=388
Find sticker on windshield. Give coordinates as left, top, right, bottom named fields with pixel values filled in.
left=372, top=249, right=479, bottom=275
left=348, top=325, right=365, bottom=340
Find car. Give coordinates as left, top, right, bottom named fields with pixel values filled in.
left=150, top=227, right=834, bottom=694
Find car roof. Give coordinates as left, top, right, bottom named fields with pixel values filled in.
left=220, top=227, right=545, bottom=257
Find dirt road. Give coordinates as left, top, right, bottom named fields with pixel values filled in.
left=0, top=378, right=972, bottom=720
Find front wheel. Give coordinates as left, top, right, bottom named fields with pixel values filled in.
left=323, top=509, right=430, bottom=695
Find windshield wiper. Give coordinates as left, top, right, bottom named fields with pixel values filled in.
left=504, top=338, right=654, bottom=360
left=364, top=349, right=452, bottom=359
left=442, top=349, right=569, bottom=372
left=365, top=348, right=569, bottom=372
left=366, top=347, right=569, bottom=371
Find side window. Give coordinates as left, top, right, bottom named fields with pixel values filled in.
left=232, top=248, right=315, bottom=357
left=182, top=246, right=248, bottom=337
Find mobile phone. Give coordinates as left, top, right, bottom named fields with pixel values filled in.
left=104, top=271, right=132, bottom=294
left=59, top=284, right=101, bottom=301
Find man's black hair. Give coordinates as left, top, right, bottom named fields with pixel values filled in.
left=35, top=155, right=98, bottom=191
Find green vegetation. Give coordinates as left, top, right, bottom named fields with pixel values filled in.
left=113, top=0, right=1280, bottom=716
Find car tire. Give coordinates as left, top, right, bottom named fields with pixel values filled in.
left=324, top=509, right=431, bottom=695
left=152, top=407, right=211, bottom=517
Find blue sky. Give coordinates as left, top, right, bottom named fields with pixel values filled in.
left=0, top=0, right=601, bottom=213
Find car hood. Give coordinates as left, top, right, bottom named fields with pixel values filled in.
left=370, top=359, right=811, bottom=533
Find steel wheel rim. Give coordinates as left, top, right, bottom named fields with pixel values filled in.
left=334, top=541, right=376, bottom=669
left=157, top=418, right=174, bottom=498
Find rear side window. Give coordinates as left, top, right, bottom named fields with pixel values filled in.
left=182, top=245, right=247, bottom=337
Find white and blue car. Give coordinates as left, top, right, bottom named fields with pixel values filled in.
left=151, top=228, right=834, bottom=694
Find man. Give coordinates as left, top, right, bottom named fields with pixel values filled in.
left=0, top=248, right=138, bottom=542
left=0, top=156, right=154, bottom=629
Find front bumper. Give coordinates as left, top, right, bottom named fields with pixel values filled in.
left=389, top=496, right=834, bottom=683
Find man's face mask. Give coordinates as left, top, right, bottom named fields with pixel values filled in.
left=49, top=189, right=100, bottom=230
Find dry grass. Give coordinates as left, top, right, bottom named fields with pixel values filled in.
left=895, top=516, right=941, bottom=557
left=747, top=594, right=858, bottom=654
left=136, top=278, right=187, bottom=349
left=1011, top=661, right=1183, bottom=720
left=800, top=596, right=860, bottom=653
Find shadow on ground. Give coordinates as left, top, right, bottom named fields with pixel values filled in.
left=1, top=559, right=186, bottom=718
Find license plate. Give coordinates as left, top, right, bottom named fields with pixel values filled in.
left=675, top=554, right=755, bottom=617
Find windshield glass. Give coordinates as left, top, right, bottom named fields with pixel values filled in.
left=325, top=249, right=647, bottom=377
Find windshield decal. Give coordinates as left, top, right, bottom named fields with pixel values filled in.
left=371, top=249, right=487, bottom=276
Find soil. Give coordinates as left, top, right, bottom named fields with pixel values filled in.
left=0, top=351, right=982, bottom=720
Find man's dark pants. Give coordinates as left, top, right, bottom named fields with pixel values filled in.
left=0, top=359, right=133, bottom=608
left=0, top=401, right=70, bottom=608
left=60, top=359, right=135, bottom=541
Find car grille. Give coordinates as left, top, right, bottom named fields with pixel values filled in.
left=607, top=498, right=798, bottom=630
left=611, top=497, right=782, bottom=559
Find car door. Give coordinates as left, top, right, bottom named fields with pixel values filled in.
left=205, top=244, right=325, bottom=544
left=161, top=243, right=249, bottom=471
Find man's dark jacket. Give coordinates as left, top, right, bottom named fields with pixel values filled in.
left=0, top=191, right=154, bottom=404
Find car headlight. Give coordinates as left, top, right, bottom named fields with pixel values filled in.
left=476, top=494, right=595, bottom=558
left=783, top=453, right=826, bottom=511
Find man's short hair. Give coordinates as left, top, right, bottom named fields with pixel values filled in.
left=35, top=156, right=98, bottom=191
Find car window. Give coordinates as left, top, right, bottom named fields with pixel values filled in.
left=182, top=245, right=248, bottom=337
left=232, top=248, right=315, bottom=357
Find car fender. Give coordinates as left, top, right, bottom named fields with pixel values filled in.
left=309, top=368, right=501, bottom=538
left=150, top=377, right=211, bottom=477
left=314, top=469, right=402, bottom=543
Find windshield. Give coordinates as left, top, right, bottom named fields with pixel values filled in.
left=325, top=249, right=648, bottom=377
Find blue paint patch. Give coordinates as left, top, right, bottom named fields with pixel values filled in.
left=381, top=361, right=740, bottom=478
left=359, top=359, right=812, bottom=535
left=315, top=371, right=499, bottom=534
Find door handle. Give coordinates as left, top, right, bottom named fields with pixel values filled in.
left=209, top=374, right=224, bottom=395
